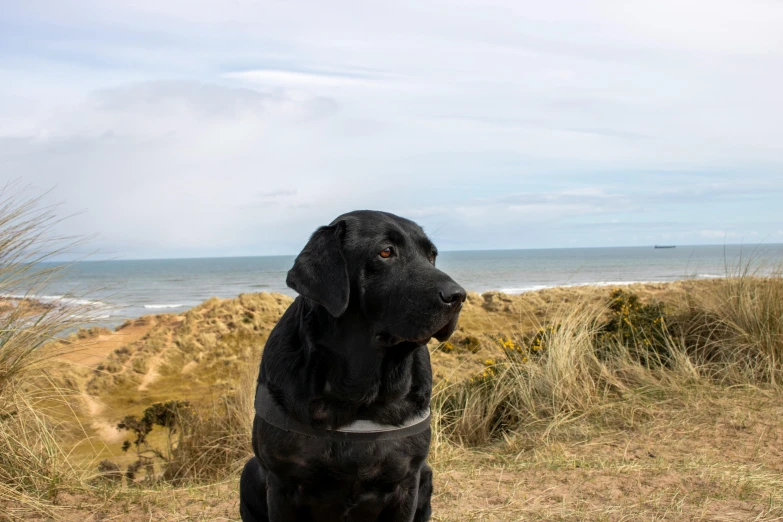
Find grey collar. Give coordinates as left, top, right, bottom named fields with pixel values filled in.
left=254, top=384, right=431, bottom=441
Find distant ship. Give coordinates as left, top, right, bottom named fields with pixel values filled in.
left=654, top=245, right=676, bottom=249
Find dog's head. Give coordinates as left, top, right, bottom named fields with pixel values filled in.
left=286, top=210, right=465, bottom=345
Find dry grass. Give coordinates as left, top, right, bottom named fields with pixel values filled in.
left=2, top=184, right=782, bottom=519
left=434, top=266, right=783, bottom=448
left=0, top=184, right=97, bottom=520
left=429, top=385, right=783, bottom=521
left=0, top=190, right=89, bottom=393
left=160, top=365, right=256, bottom=485
left=678, top=264, right=783, bottom=385
left=15, top=387, right=782, bottom=521
left=0, top=383, right=90, bottom=520
left=435, top=297, right=664, bottom=445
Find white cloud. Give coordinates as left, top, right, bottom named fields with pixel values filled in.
left=223, top=69, right=382, bottom=89
left=1, top=0, right=782, bottom=256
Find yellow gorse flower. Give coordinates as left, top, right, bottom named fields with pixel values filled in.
left=438, top=341, right=454, bottom=353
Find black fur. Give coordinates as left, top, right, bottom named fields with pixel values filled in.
left=240, top=210, right=465, bottom=522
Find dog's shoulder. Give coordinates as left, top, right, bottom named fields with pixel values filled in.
left=258, top=297, right=304, bottom=376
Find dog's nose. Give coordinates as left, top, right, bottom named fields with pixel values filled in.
left=439, top=282, right=466, bottom=305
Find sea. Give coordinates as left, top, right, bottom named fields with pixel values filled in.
left=14, top=243, right=783, bottom=329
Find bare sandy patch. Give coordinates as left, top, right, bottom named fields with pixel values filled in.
left=137, top=354, right=163, bottom=392
left=58, top=320, right=153, bottom=368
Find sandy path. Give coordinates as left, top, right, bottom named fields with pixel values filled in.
left=79, top=391, right=125, bottom=443
left=58, top=322, right=152, bottom=368
left=137, top=354, right=163, bottom=392
left=62, top=321, right=155, bottom=443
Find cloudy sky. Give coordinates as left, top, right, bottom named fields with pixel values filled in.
left=1, top=0, right=782, bottom=259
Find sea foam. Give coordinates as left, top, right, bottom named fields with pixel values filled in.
left=499, top=281, right=657, bottom=295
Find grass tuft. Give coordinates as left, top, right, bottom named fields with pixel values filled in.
left=0, top=183, right=94, bottom=519
left=678, top=262, right=783, bottom=385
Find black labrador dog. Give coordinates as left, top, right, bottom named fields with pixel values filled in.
left=239, top=210, right=465, bottom=522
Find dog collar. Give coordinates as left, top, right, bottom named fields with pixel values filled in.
left=254, top=384, right=431, bottom=441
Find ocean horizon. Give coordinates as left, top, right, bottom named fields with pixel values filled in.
left=11, top=243, right=783, bottom=329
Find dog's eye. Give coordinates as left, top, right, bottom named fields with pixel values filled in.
left=379, top=247, right=393, bottom=259
left=428, top=253, right=436, bottom=264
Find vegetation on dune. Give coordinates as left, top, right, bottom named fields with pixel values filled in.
left=107, top=367, right=255, bottom=486
left=85, top=293, right=291, bottom=403
left=2, top=188, right=783, bottom=519
left=680, top=268, right=783, bottom=385
left=0, top=188, right=86, bottom=395
left=433, top=273, right=783, bottom=449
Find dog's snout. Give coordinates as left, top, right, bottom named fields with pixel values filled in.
left=439, top=282, right=466, bottom=305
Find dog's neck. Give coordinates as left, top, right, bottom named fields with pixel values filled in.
left=263, top=297, right=431, bottom=429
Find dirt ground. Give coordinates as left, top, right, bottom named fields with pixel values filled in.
left=431, top=388, right=783, bottom=521
left=14, top=388, right=782, bottom=522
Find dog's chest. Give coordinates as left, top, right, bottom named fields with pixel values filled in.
left=262, top=428, right=429, bottom=493
left=324, top=349, right=415, bottom=405
left=378, top=354, right=414, bottom=397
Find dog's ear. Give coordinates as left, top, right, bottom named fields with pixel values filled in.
left=286, top=221, right=349, bottom=317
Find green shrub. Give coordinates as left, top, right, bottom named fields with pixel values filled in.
left=434, top=289, right=683, bottom=445
left=461, top=335, right=481, bottom=353
left=596, top=288, right=673, bottom=367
